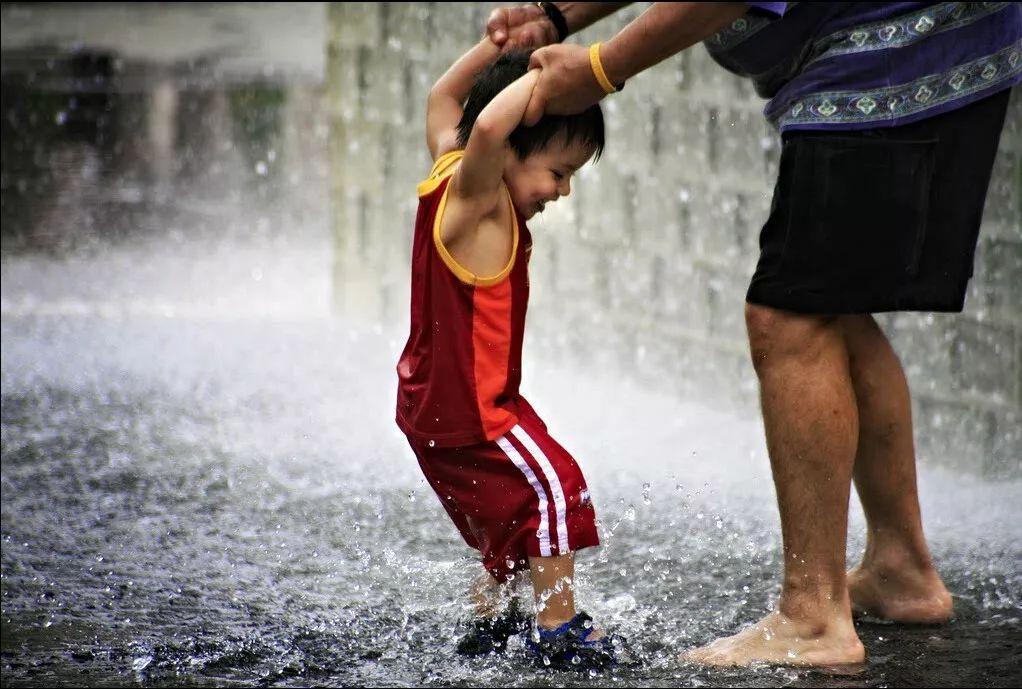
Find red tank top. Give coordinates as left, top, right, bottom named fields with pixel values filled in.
left=396, top=151, right=532, bottom=448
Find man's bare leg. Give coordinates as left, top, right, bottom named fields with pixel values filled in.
left=685, top=304, right=864, bottom=666
left=841, top=315, right=952, bottom=623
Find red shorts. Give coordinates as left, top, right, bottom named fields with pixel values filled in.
left=405, top=401, right=599, bottom=582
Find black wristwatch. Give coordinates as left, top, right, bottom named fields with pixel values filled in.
left=536, top=2, right=569, bottom=43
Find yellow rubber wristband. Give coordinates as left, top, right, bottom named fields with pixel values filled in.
left=589, top=42, right=618, bottom=94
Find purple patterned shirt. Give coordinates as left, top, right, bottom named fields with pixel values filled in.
left=704, top=2, right=1021, bottom=131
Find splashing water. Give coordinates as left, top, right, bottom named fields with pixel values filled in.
left=3, top=305, right=1021, bottom=686
left=2, top=4, right=1021, bottom=687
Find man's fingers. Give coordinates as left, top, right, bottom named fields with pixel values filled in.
left=528, top=46, right=549, bottom=70
left=511, top=4, right=545, bottom=23
left=523, top=82, right=547, bottom=126
left=488, top=5, right=549, bottom=46
left=520, top=24, right=546, bottom=48
left=486, top=8, right=509, bottom=44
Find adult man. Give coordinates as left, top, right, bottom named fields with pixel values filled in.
left=485, top=1, right=1021, bottom=667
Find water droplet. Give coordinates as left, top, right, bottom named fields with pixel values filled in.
left=428, top=440, right=435, bottom=447
left=255, top=161, right=268, bottom=175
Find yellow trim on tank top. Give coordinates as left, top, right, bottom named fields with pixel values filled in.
left=416, top=150, right=518, bottom=286
left=417, top=149, right=465, bottom=197
left=431, top=178, right=518, bottom=287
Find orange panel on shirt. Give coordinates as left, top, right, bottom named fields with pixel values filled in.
left=472, top=280, right=515, bottom=439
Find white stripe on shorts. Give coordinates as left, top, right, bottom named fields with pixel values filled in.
left=509, top=424, right=569, bottom=555
left=496, top=434, right=552, bottom=557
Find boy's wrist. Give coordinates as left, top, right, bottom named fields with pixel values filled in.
left=479, top=35, right=502, bottom=53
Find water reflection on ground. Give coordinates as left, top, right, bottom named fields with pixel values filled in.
left=2, top=4, right=1021, bottom=688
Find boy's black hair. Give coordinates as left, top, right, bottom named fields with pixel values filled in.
left=456, top=50, right=605, bottom=161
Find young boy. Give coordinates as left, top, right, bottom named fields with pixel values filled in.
left=395, top=37, right=617, bottom=670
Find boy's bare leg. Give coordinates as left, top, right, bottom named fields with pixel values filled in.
left=686, top=304, right=864, bottom=666
left=470, top=569, right=508, bottom=618
left=841, top=315, right=952, bottom=623
left=529, top=553, right=577, bottom=628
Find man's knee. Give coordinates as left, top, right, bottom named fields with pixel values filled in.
left=745, top=302, right=839, bottom=375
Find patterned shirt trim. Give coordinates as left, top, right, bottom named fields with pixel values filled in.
left=770, top=41, right=1021, bottom=129
left=803, top=2, right=1010, bottom=69
left=706, top=13, right=773, bottom=52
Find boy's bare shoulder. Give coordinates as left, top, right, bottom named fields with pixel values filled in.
left=439, top=180, right=516, bottom=280
left=443, top=172, right=511, bottom=239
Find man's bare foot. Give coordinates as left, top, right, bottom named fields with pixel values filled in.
left=847, top=563, right=952, bottom=623
left=682, top=610, right=865, bottom=667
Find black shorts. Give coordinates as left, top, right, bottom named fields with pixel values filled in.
left=746, top=88, right=1011, bottom=314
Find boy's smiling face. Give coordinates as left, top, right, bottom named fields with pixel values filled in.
left=503, top=136, right=598, bottom=220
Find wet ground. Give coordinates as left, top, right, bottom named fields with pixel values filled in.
left=3, top=307, right=1022, bottom=687
left=3, top=3, right=1022, bottom=687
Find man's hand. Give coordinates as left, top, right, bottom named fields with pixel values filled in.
left=486, top=4, right=559, bottom=50
left=523, top=44, right=606, bottom=125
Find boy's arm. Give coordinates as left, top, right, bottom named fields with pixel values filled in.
left=427, top=38, right=501, bottom=161
left=443, top=68, right=540, bottom=265
left=453, top=68, right=539, bottom=203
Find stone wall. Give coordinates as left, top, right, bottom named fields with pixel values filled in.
left=327, top=3, right=1021, bottom=476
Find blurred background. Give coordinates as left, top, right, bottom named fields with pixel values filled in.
left=2, top=3, right=1020, bottom=687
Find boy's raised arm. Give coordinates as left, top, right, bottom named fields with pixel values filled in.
left=427, top=38, right=501, bottom=161
left=454, top=68, right=539, bottom=203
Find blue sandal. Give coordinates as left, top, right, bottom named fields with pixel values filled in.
left=456, top=598, right=530, bottom=656
left=527, top=612, right=620, bottom=671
